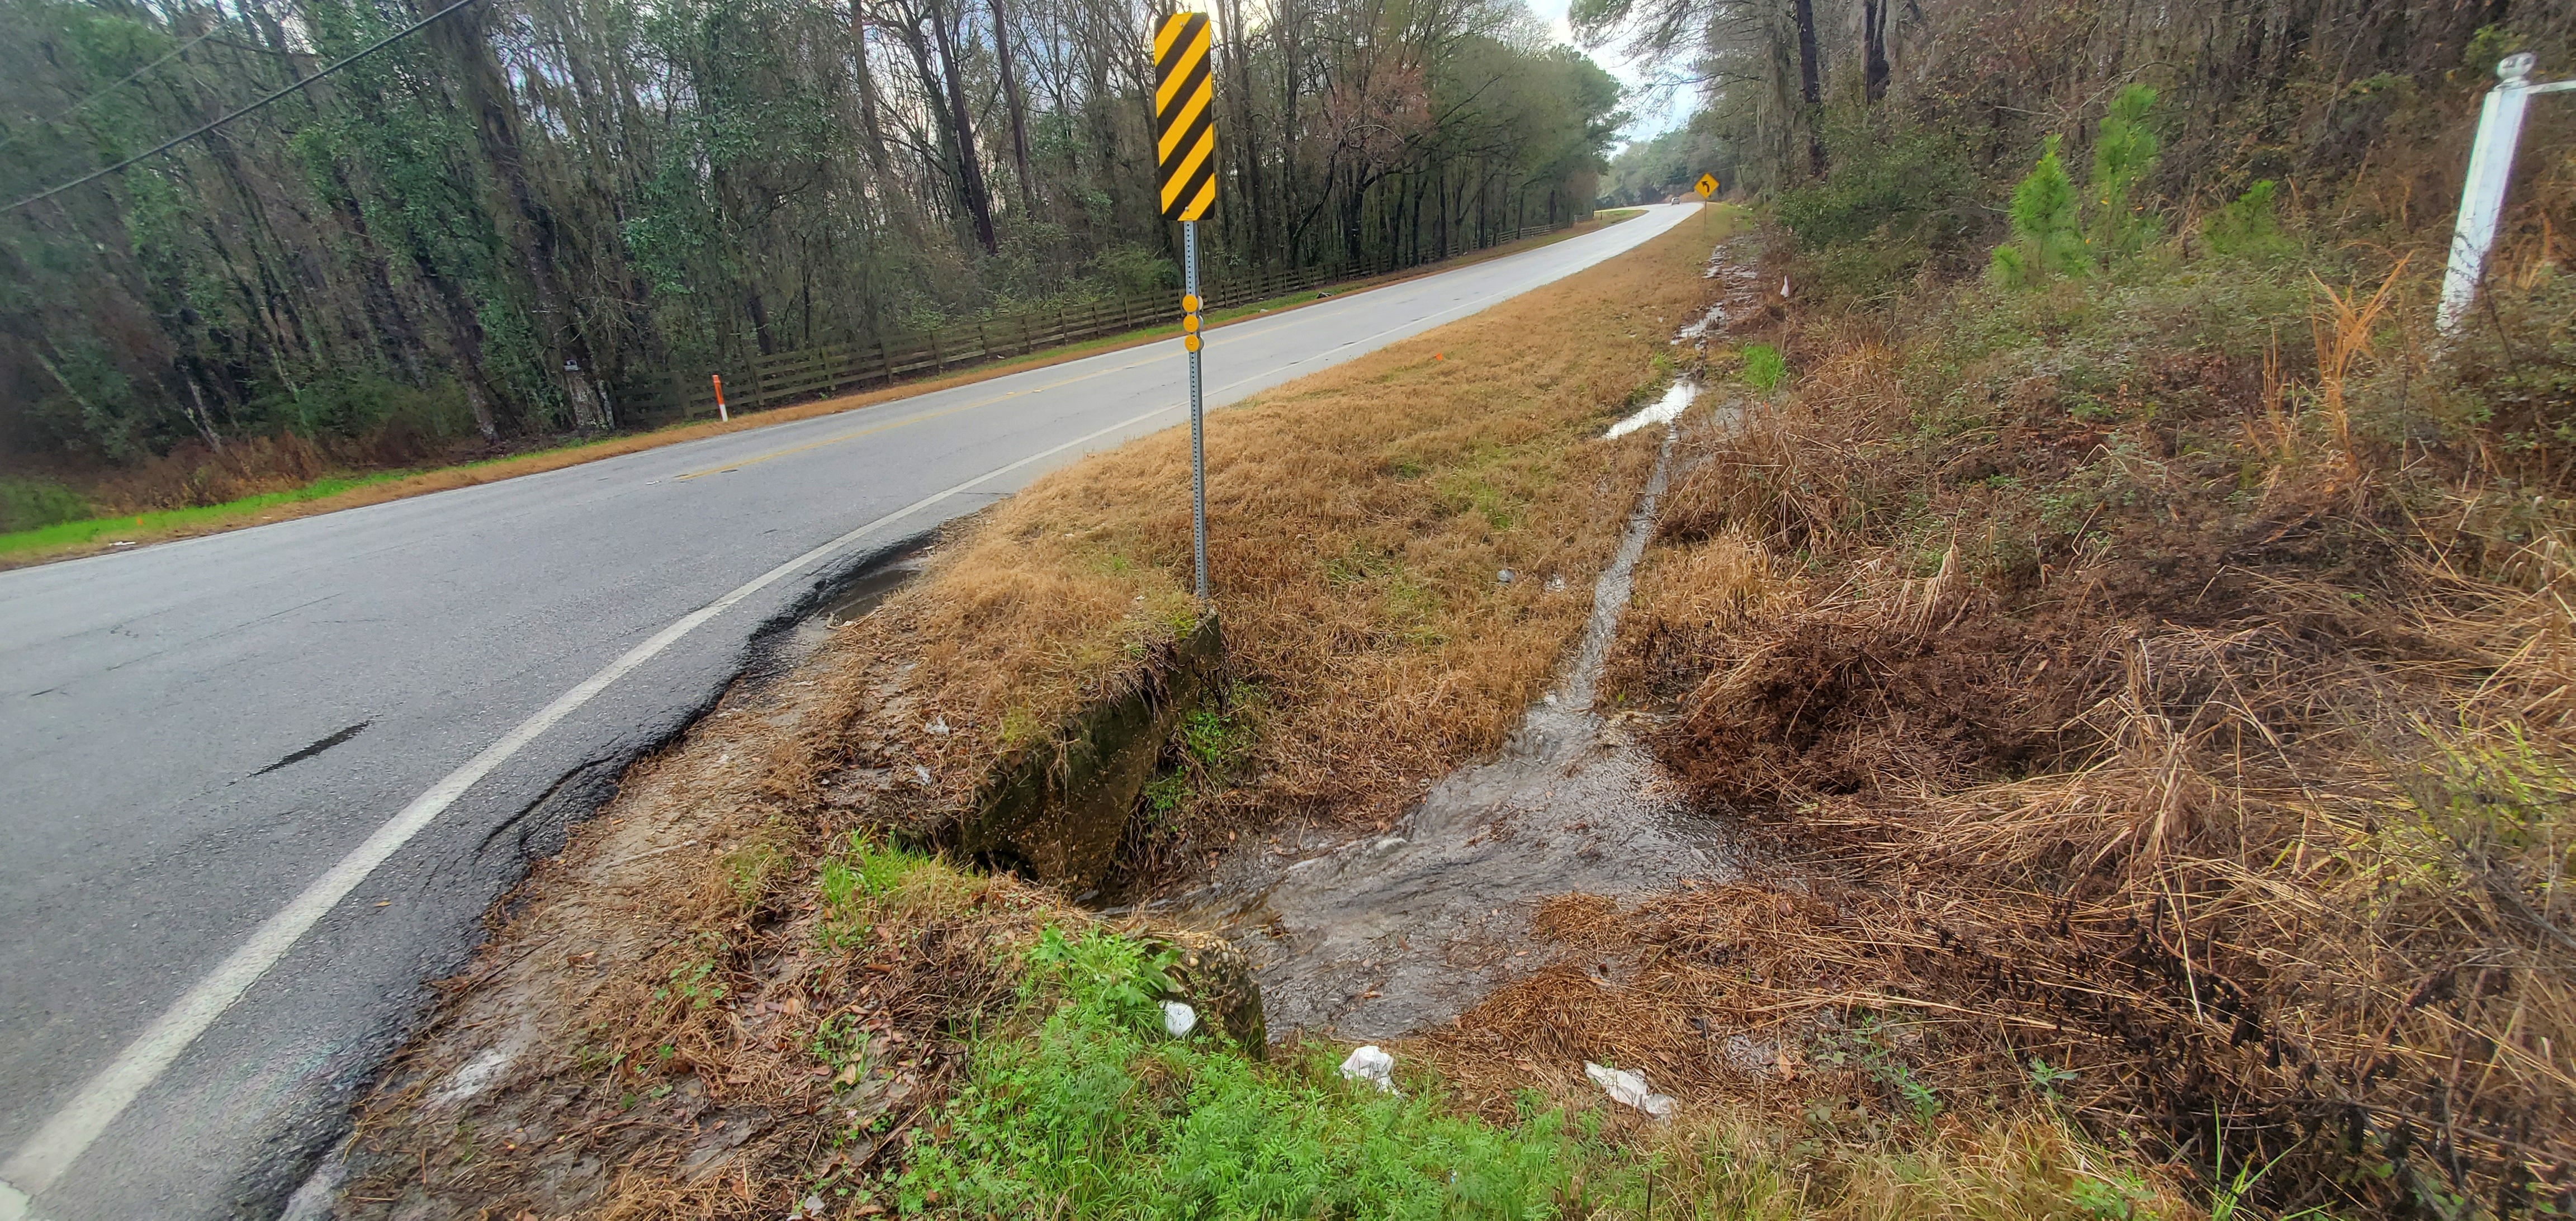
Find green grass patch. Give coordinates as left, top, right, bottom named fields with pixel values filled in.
left=0, top=472, right=411, bottom=557
left=892, top=925, right=1641, bottom=1219
left=817, top=835, right=939, bottom=950
left=1740, top=343, right=1788, bottom=392
left=0, top=476, right=92, bottom=533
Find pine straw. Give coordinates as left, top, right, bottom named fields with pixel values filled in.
left=1576, top=254, right=2576, bottom=1215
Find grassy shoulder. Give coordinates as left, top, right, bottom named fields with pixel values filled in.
left=0, top=214, right=1636, bottom=572
left=880, top=207, right=1701, bottom=843
left=0, top=471, right=409, bottom=556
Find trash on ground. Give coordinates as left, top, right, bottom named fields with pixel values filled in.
left=1340, top=1044, right=1397, bottom=1092
left=1605, top=380, right=1695, bottom=439
left=1584, top=1061, right=1675, bottom=1119
left=1161, top=1000, right=1199, bottom=1038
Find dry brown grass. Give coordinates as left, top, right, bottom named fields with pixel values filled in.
left=1412, top=887, right=2202, bottom=1220
left=1597, top=230, right=2576, bottom=1215
left=861, top=215, right=1733, bottom=864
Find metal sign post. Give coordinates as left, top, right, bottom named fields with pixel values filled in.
left=1154, top=12, right=1218, bottom=600
left=1183, top=223, right=1206, bottom=599
left=2440, top=52, right=2576, bottom=334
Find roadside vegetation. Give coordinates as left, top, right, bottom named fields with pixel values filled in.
left=1582, top=35, right=2576, bottom=1221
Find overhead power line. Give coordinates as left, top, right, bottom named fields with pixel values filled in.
left=2, top=0, right=485, bottom=216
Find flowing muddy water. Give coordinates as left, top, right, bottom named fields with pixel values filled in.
left=1169, top=386, right=1738, bottom=1040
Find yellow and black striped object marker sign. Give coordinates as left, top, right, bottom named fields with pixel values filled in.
left=1153, top=13, right=1216, bottom=222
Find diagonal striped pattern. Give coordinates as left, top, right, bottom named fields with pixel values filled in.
left=1152, top=13, right=1216, bottom=222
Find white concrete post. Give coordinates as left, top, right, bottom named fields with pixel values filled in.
left=2439, top=53, right=2576, bottom=335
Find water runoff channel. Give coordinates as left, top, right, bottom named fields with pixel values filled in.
left=776, top=307, right=1745, bottom=1045
left=1166, top=375, right=1741, bottom=1040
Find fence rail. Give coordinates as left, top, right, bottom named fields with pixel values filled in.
left=618, top=219, right=1582, bottom=424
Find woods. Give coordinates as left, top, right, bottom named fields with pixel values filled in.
left=0, top=0, right=1622, bottom=475
left=1581, top=0, right=2575, bottom=263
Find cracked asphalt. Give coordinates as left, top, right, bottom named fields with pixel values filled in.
left=0, top=204, right=1692, bottom=1219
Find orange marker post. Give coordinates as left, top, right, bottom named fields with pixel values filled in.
left=712, top=374, right=729, bottom=422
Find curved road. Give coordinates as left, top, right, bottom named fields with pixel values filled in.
left=0, top=204, right=1692, bottom=1219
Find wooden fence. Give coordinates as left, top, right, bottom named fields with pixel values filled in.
left=618, top=218, right=1580, bottom=424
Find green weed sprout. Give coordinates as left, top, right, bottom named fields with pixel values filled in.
left=1741, top=343, right=1788, bottom=392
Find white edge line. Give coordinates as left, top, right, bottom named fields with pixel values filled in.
left=0, top=396, right=1187, bottom=1205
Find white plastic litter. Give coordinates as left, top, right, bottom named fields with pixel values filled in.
left=1162, top=1000, right=1199, bottom=1038
left=1340, top=1044, right=1398, bottom=1092
left=1606, top=380, right=1695, bottom=439
left=1585, top=1062, right=1676, bottom=1119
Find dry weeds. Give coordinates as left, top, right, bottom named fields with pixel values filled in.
left=851, top=215, right=1733, bottom=875
left=1592, top=232, right=2576, bottom=1215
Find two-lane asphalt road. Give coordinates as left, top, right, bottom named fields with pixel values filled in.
left=0, top=204, right=1693, bottom=1219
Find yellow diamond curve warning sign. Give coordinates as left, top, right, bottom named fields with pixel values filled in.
left=1696, top=173, right=1718, bottom=199
left=1154, top=14, right=1218, bottom=223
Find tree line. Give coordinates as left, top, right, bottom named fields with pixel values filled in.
left=0, top=0, right=1623, bottom=470
left=1575, top=0, right=2574, bottom=275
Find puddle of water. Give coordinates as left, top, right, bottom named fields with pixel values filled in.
left=1677, top=243, right=1765, bottom=349
left=822, top=550, right=932, bottom=622
left=778, top=548, right=934, bottom=664
left=1179, top=416, right=1735, bottom=1040
left=1606, top=379, right=1696, bottom=440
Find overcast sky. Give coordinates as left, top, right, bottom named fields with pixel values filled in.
left=1521, top=0, right=1696, bottom=148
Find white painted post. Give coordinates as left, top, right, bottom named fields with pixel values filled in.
left=2438, top=53, right=2576, bottom=335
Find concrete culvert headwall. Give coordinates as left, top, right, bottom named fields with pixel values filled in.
left=949, top=614, right=1227, bottom=888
